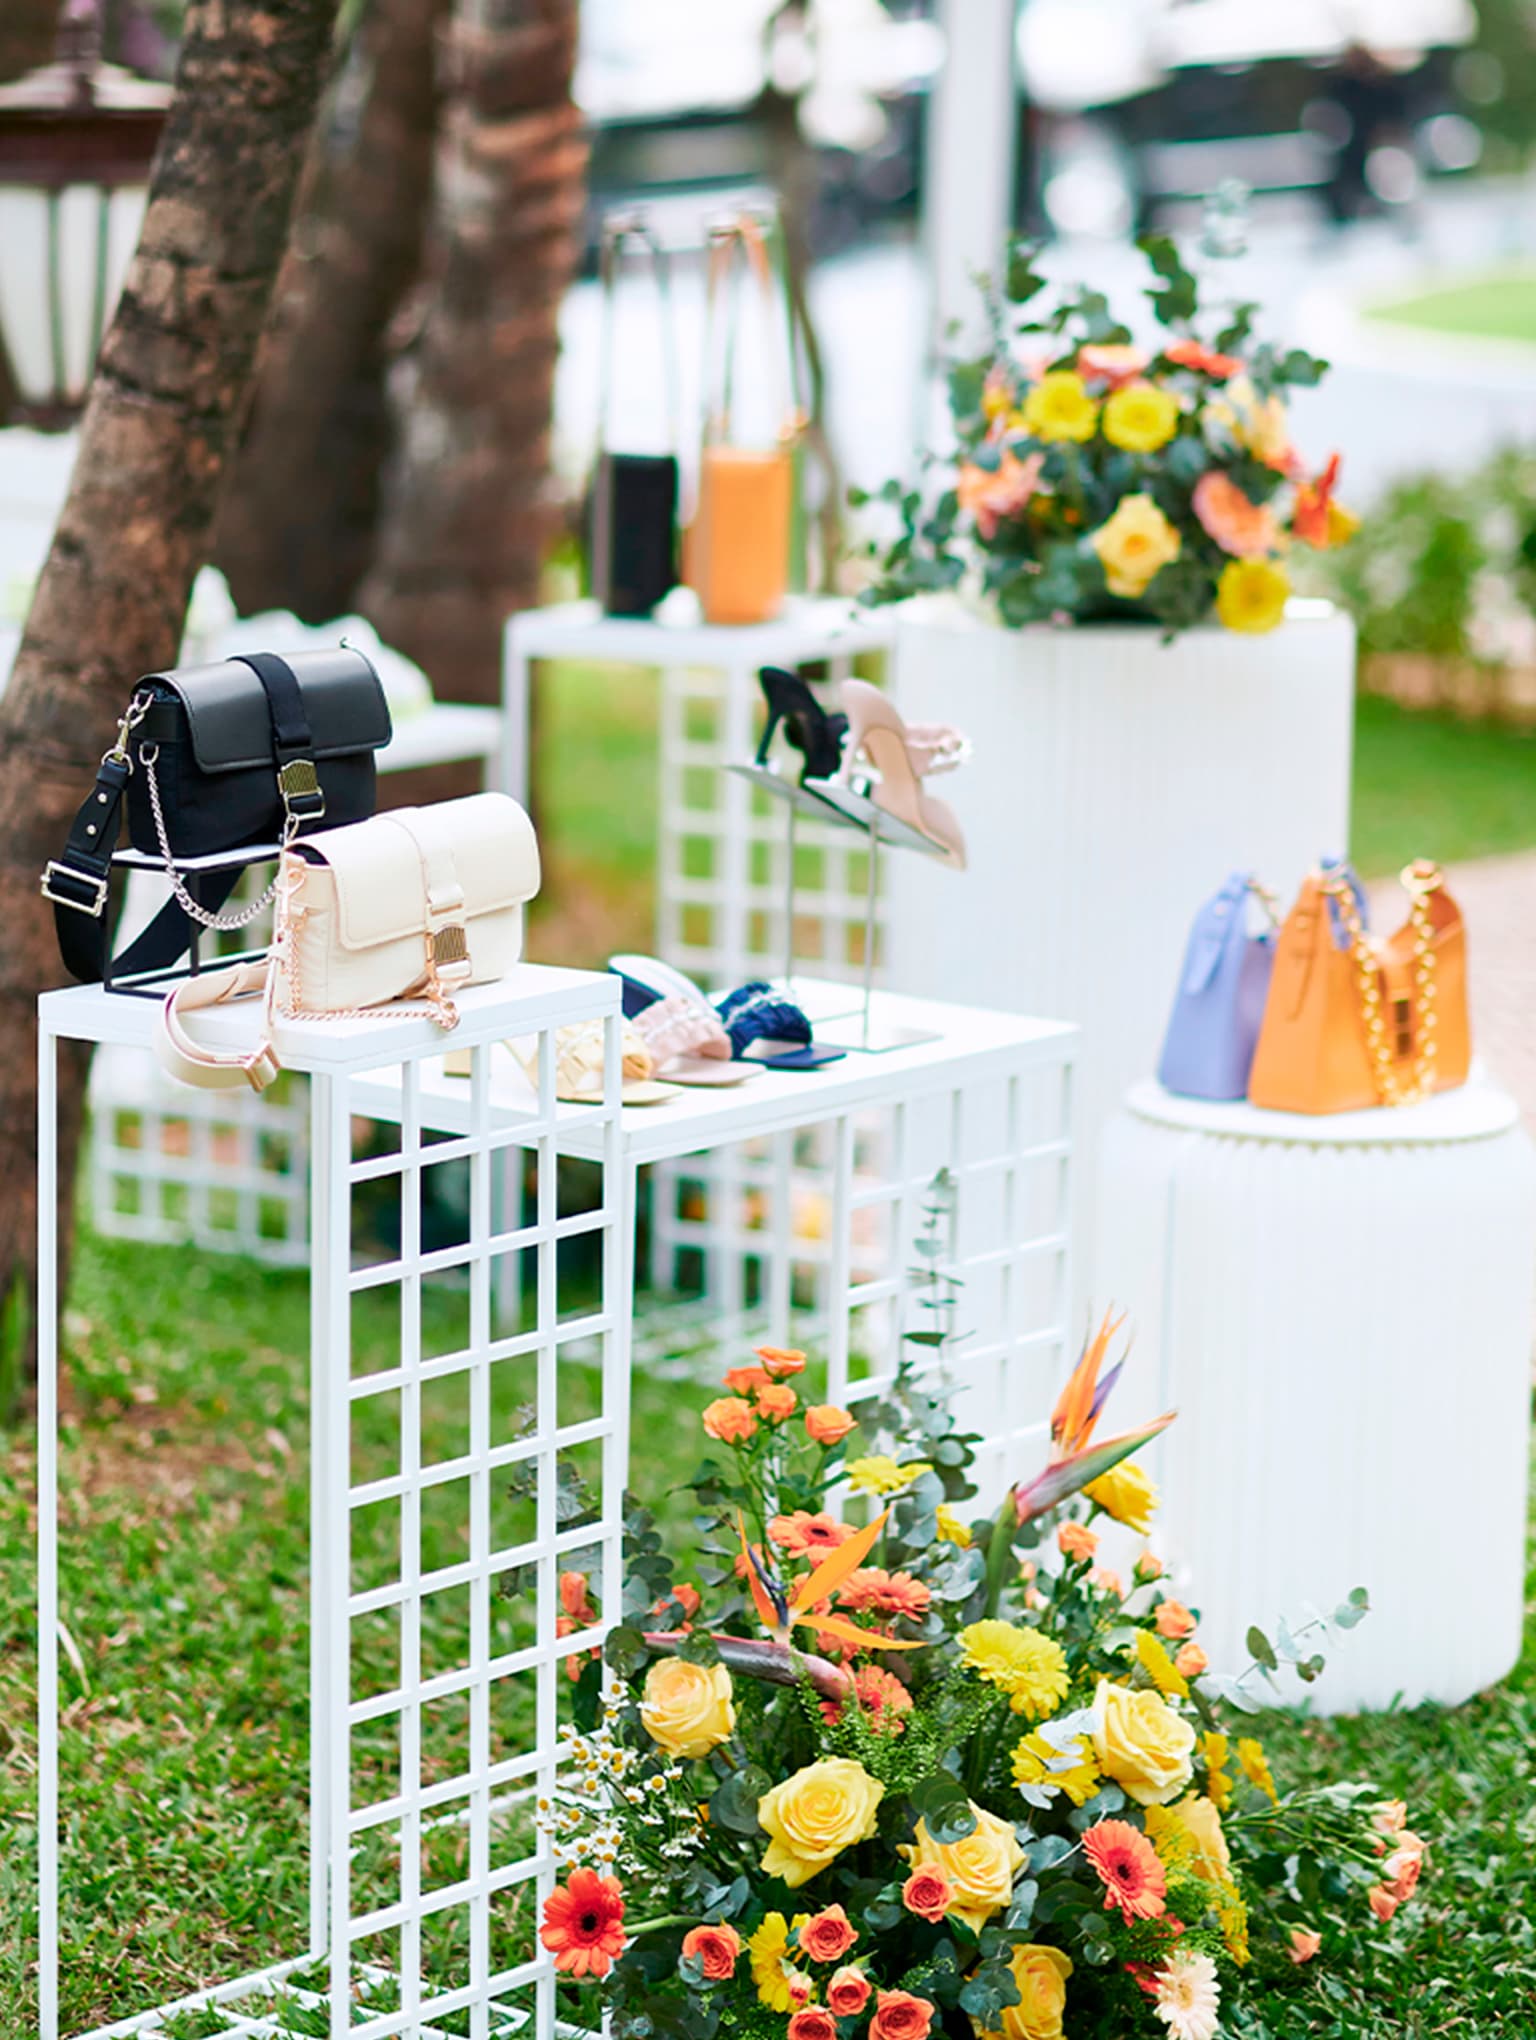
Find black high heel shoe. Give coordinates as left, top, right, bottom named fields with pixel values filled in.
left=754, top=666, right=848, bottom=784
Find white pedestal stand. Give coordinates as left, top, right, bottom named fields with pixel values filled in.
left=41, top=968, right=627, bottom=2040
left=882, top=600, right=1357, bottom=1302
left=1098, top=1076, right=1536, bottom=1714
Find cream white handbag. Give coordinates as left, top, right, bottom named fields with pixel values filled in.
left=154, top=793, right=539, bottom=1091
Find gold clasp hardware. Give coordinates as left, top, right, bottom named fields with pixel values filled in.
left=1401, top=859, right=1443, bottom=896
left=429, top=923, right=471, bottom=981
left=278, top=758, right=324, bottom=816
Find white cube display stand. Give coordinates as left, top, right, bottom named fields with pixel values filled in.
left=86, top=704, right=506, bottom=1267
left=881, top=601, right=1357, bottom=1305
left=1098, top=1076, right=1536, bottom=1714
left=41, top=968, right=628, bottom=2040
left=502, top=599, right=892, bottom=990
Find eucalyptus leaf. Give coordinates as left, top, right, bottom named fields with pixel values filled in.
left=709, top=1768, right=770, bottom=1836
left=1246, top=1625, right=1279, bottom=1672
left=1027, top=1834, right=1075, bottom=1874
left=912, top=1771, right=979, bottom=1846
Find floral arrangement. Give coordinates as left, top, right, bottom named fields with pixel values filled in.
left=537, top=1316, right=1421, bottom=2040
left=858, top=238, right=1359, bottom=638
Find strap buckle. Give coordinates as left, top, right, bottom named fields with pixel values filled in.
left=241, top=1043, right=281, bottom=1092
left=41, top=861, right=108, bottom=916
left=278, top=758, right=325, bottom=823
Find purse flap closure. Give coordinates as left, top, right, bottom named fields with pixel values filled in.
left=298, top=793, right=539, bottom=950
left=145, top=648, right=393, bottom=772
left=1181, top=871, right=1251, bottom=995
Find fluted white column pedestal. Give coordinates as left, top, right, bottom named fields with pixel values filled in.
left=1098, top=1077, right=1536, bottom=1714
left=883, top=598, right=1356, bottom=1303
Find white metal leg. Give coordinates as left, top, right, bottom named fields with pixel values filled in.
left=38, top=1016, right=59, bottom=2040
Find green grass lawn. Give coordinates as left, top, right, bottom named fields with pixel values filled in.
left=2, top=1223, right=1532, bottom=2036
left=1366, top=270, right=1536, bottom=347
left=1350, top=693, right=1536, bottom=877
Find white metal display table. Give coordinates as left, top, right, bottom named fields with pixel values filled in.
left=352, top=983, right=1079, bottom=1509
left=1098, top=1075, right=1536, bottom=1714
left=41, top=968, right=627, bottom=2040
left=502, top=598, right=892, bottom=989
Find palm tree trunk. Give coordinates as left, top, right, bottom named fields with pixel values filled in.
left=0, top=0, right=342, bottom=1392
left=361, top=0, right=586, bottom=707
left=213, top=0, right=449, bottom=621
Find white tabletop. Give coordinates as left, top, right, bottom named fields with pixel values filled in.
left=40, top=963, right=618, bottom=1074
left=347, top=981, right=1078, bottom=1164
left=504, top=596, right=892, bottom=667
left=1124, top=1072, right=1521, bottom=1146
left=379, top=703, right=501, bottom=773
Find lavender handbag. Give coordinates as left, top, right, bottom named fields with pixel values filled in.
left=1157, top=872, right=1280, bottom=1101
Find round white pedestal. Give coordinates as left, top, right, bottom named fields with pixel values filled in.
left=882, top=599, right=1356, bottom=1301
left=1098, top=1076, right=1535, bottom=1714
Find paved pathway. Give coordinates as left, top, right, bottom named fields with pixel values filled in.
left=1368, top=850, right=1536, bottom=1129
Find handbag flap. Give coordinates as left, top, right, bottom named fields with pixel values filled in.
left=1180, top=872, right=1250, bottom=995
left=147, top=648, right=393, bottom=772
left=299, top=793, right=540, bottom=950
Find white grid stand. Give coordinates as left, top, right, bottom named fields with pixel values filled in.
left=85, top=706, right=505, bottom=1267
left=40, top=965, right=626, bottom=2040
left=503, top=598, right=895, bottom=1325
left=355, top=985, right=1080, bottom=1508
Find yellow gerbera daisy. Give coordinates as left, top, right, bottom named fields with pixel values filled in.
left=747, top=1912, right=809, bottom=2011
left=1216, top=557, right=1289, bottom=634
left=1012, top=1728, right=1100, bottom=1806
left=1022, top=370, right=1099, bottom=444
left=1134, top=1626, right=1189, bottom=1700
left=958, top=1620, right=1071, bottom=1718
left=1199, top=1730, right=1234, bottom=1812
left=935, top=1504, right=972, bottom=1548
left=845, top=1456, right=933, bottom=1497
left=1236, top=1736, right=1278, bottom=1805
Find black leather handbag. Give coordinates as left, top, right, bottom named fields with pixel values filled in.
left=44, top=647, right=392, bottom=985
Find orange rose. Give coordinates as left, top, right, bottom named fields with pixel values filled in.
left=681, top=1923, right=740, bottom=1980
left=805, top=1404, right=857, bottom=1447
left=870, top=1989, right=934, bottom=2040
left=723, top=1365, right=770, bottom=1395
left=1368, top=1884, right=1400, bottom=1923
left=1164, top=336, right=1241, bottom=379
left=826, top=1967, right=871, bottom=2017
left=1057, top=1522, right=1098, bottom=1563
left=1154, top=1599, right=1196, bottom=1640
left=702, top=1396, right=757, bottom=1444
left=1077, top=342, right=1150, bottom=388
left=1135, top=1552, right=1164, bottom=1581
left=673, top=1582, right=701, bottom=1617
left=559, top=1570, right=596, bottom=1622
left=1383, top=1833, right=1426, bottom=1901
left=902, top=1867, right=952, bottom=1923
left=756, top=1344, right=807, bottom=1378
left=1192, top=470, right=1279, bottom=558
left=1089, top=1567, right=1125, bottom=1599
left=799, top=1904, right=857, bottom=1964
left=786, top=1971, right=814, bottom=2009
left=755, top=1383, right=799, bottom=1422
left=1373, top=1801, right=1408, bottom=1838
left=788, top=2014, right=838, bottom=2040
left=1174, top=1643, right=1209, bottom=1679
left=1288, top=1926, right=1322, bottom=1964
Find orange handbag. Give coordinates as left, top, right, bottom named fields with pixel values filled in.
left=685, top=215, right=800, bottom=625
left=1247, top=860, right=1470, bottom=1114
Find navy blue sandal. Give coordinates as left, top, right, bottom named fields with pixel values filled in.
left=715, top=982, right=846, bottom=1069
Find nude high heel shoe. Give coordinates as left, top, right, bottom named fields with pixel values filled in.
left=834, top=679, right=968, bottom=870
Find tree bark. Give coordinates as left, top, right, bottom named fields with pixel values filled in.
left=213, top=0, right=448, bottom=622
left=360, top=0, right=585, bottom=707
left=0, top=0, right=341, bottom=1389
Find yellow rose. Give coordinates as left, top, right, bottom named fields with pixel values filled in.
left=1164, top=1792, right=1233, bottom=1884
left=1022, top=371, right=1099, bottom=445
left=758, top=1758, right=884, bottom=1887
left=902, top=1803, right=1024, bottom=1932
left=1216, top=557, right=1290, bottom=634
left=984, top=1943, right=1074, bottom=2040
left=1090, top=1679, right=1195, bottom=1807
left=1088, top=494, right=1181, bottom=599
left=639, top=1658, right=736, bottom=1760
left=1102, top=380, right=1180, bottom=453
left=1209, top=375, right=1292, bottom=468
left=1083, top=1457, right=1158, bottom=1533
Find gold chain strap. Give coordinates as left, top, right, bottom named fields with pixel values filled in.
left=1322, top=862, right=1442, bottom=1106
left=275, top=859, right=461, bottom=1032
left=1246, top=877, right=1282, bottom=932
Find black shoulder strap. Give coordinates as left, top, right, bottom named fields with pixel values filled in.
left=231, top=650, right=325, bottom=822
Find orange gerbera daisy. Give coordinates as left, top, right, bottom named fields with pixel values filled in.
left=540, top=1868, right=626, bottom=1977
left=1083, top=1819, right=1168, bottom=1923
left=819, top=1663, right=915, bottom=1734
left=838, top=1568, right=932, bottom=1620
left=769, top=1511, right=856, bottom=1558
